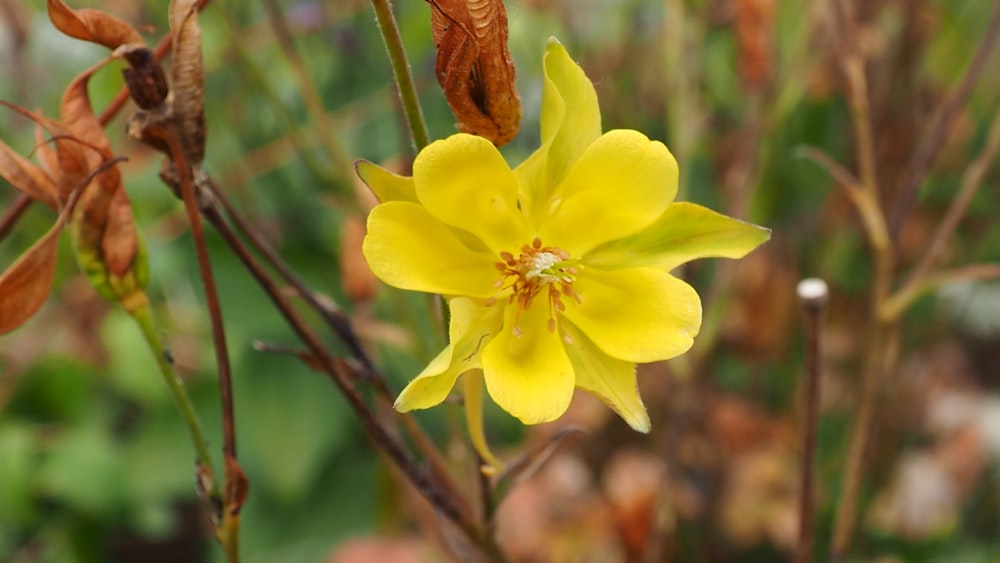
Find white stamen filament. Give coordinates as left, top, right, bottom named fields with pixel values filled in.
left=524, top=251, right=563, bottom=283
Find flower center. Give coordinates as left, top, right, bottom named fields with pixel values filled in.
left=490, top=237, right=580, bottom=336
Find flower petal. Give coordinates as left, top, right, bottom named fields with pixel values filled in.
left=515, top=38, right=602, bottom=222
left=482, top=299, right=575, bottom=425
left=363, top=201, right=498, bottom=298
left=414, top=134, right=528, bottom=252
left=562, top=267, right=701, bottom=363
left=562, top=321, right=649, bottom=433
left=539, top=130, right=678, bottom=256
left=586, top=202, right=771, bottom=271
left=395, top=298, right=502, bottom=411
left=355, top=160, right=417, bottom=204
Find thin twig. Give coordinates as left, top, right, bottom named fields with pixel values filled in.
left=261, top=0, right=354, bottom=183
left=825, top=1, right=897, bottom=558
left=198, top=202, right=508, bottom=561
left=888, top=2, right=1000, bottom=239
left=795, top=278, right=829, bottom=563
left=0, top=193, right=32, bottom=242
left=204, top=177, right=375, bottom=373
left=882, top=264, right=1000, bottom=322
left=163, top=130, right=243, bottom=563
left=206, top=163, right=472, bottom=529
left=902, top=106, right=1000, bottom=289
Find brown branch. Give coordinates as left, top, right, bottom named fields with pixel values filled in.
left=204, top=177, right=375, bottom=374
left=903, top=105, right=1000, bottom=289
left=0, top=194, right=33, bottom=242
left=196, top=200, right=508, bottom=560
left=889, top=2, right=1000, bottom=239
left=795, top=279, right=829, bottom=563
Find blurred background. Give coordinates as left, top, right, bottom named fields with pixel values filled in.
left=0, top=0, right=998, bottom=561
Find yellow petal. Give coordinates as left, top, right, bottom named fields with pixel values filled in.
left=586, top=202, right=771, bottom=271
left=562, top=267, right=701, bottom=363
left=482, top=299, right=574, bottom=425
left=540, top=130, right=678, bottom=256
left=462, top=370, right=505, bottom=471
left=414, top=134, right=528, bottom=252
left=395, top=298, right=502, bottom=411
left=562, top=321, right=649, bottom=433
left=355, top=160, right=418, bottom=204
left=515, top=38, right=602, bottom=223
left=363, top=201, right=498, bottom=298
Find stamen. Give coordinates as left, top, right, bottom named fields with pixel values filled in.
left=491, top=238, right=580, bottom=340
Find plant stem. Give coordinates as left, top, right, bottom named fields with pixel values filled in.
left=163, top=130, right=244, bottom=562
left=0, top=194, right=33, bottom=243
left=826, top=2, right=896, bottom=557
left=889, top=2, right=1000, bottom=238
left=901, top=106, right=1000, bottom=289
left=371, top=0, right=431, bottom=151
left=261, top=0, right=354, bottom=185
left=198, top=202, right=509, bottom=561
left=795, top=279, right=828, bottom=563
left=204, top=177, right=471, bottom=517
left=128, top=295, right=217, bottom=495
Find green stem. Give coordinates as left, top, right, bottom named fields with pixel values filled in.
left=371, top=0, right=431, bottom=151
left=128, top=294, right=217, bottom=496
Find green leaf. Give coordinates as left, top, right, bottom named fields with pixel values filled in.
left=0, top=423, right=40, bottom=524
left=586, top=202, right=771, bottom=271
left=236, top=359, right=351, bottom=505
left=37, top=420, right=125, bottom=515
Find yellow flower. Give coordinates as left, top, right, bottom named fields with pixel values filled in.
left=359, top=38, right=769, bottom=432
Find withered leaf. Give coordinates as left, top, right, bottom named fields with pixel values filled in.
left=100, top=188, right=140, bottom=277
left=58, top=62, right=140, bottom=277
left=169, top=0, right=206, bottom=165
left=0, top=101, right=91, bottom=198
left=0, top=208, right=70, bottom=335
left=429, top=0, right=521, bottom=146
left=0, top=139, right=59, bottom=209
left=47, top=0, right=145, bottom=50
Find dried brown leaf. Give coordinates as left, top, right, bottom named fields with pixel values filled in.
left=0, top=209, right=70, bottom=335
left=34, top=124, right=62, bottom=181
left=60, top=63, right=140, bottom=276
left=429, top=0, right=521, bottom=146
left=0, top=102, right=91, bottom=197
left=169, top=0, right=206, bottom=164
left=47, top=0, right=144, bottom=50
left=101, top=189, right=140, bottom=276
left=0, top=140, right=59, bottom=209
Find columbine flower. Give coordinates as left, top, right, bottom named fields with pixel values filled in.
left=359, top=38, right=769, bottom=432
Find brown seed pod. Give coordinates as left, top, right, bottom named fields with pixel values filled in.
left=169, top=0, right=207, bottom=165
left=429, top=0, right=521, bottom=146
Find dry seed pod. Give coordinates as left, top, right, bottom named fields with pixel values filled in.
left=429, top=0, right=521, bottom=146
left=169, top=0, right=206, bottom=165
left=119, top=46, right=170, bottom=110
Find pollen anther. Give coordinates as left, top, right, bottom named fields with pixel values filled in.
left=493, top=238, right=579, bottom=337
